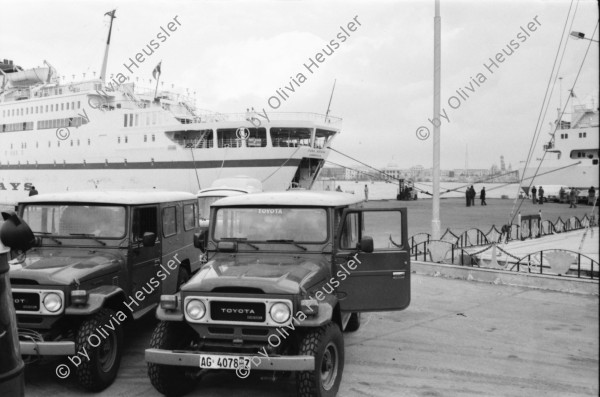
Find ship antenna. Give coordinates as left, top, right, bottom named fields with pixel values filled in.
left=324, top=79, right=336, bottom=121
left=100, top=10, right=117, bottom=83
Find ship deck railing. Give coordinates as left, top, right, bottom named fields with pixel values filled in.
left=193, top=112, right=342, bottom=126
left=408, top=213, right=599, bottom=279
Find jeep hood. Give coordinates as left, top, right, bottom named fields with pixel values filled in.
left=8, top=248, right=124, bottom=286
left=182, top=255, right=330, bottom=294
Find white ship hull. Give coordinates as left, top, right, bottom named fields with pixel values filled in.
left=0, top=87, right=338, bottom=205
left=0, top=166, right=299, bottom=205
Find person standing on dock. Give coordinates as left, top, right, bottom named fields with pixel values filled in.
left=569, top=187, right=578, bottom=208
left=588, top=186, right=595, bottom=206
left=364, top=184, right=369, bottom=201
left=465, top=188, right=470, bottom=207
left=538, top=186, right=544, bottom=205
left=531, top=186, right=537, bottom=204
left=469, top=186, right=476, bottom=206
left=480, top=187, right=487, bottom=206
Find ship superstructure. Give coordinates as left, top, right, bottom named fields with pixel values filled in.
left=521, top=103, right=599, bottom=189
left=0, top=62, right=339, bottom=204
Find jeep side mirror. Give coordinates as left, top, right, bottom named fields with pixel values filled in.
left=142, top=232, right=156, bottom=247
left=358, top=236, right=374, bottom=253
left=193, top=230, right=207, bottom=250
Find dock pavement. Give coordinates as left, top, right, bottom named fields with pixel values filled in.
left=22, top=273, right=598, bottom=397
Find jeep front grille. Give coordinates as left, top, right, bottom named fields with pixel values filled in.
left=13, top=291, right=40, bottom=311
left=183, top=296, right=293, bottom=327
left=210, top=301, right=266, bottom=323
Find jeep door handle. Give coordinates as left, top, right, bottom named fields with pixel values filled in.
left=392, top=271, right=405, bottom=279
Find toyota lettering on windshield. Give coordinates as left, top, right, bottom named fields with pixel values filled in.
left=213, top=207, right=327, bottom=243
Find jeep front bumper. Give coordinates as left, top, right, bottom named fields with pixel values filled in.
left=20, top=341, right=76, bottom=355
left=145, top=348, right=315, bottom=371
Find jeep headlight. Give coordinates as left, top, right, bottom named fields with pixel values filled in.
left=186, top=299, right=206, bottom=320
left=43, top=292, right=63, bottom=313
left=269, top=302, right=291, bottom=324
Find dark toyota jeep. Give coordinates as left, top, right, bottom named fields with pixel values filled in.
left=145, top=191, right=411, bottom=397
left=7, top=190, right=202, bottom=391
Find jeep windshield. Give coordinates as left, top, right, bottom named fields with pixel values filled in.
left=213, top=207, right=327, bottom=243
left=22, top=204, right=126, bottom=238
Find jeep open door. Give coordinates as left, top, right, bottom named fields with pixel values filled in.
left=334, top=208, right=410, bottom=312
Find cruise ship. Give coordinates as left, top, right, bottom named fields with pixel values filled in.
left=521, top=103, right=599, bottom=189
left=0, top=13, right=340, bottom=205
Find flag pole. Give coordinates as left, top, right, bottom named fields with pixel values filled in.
left=153, top=61, right=162, bottom=100
left=100, top=10, right=117, bottom=83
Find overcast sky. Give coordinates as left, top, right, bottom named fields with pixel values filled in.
left=2, top=0, right=598, bottom=171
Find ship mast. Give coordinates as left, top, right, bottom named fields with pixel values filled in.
left=100, top=10, right=117, bottom=83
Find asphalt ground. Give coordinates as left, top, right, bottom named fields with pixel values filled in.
left=22, top=273, right=599, bottom=397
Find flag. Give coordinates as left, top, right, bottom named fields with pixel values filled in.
left=105, top=9, right=116, bottom=18
left=152, top=62, right=162, bottom=80
left=569, top=89, right=577, bottom=98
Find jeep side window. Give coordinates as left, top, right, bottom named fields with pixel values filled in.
left=183, top=203, right=196, bottom=231
left=362, top=211, right=403, bottom=249
left=132, top=207, right=158, bottom=241
left=340, top=212, right=359, bottom=249
left=162, top=206, right=177, bottom=237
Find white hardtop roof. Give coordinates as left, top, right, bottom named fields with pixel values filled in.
left=214, top=191, right=363, bottom=207
left=19, top=190, right=197, bottom=205
left=197, top=189, right=248, bottom=197
left=198, top=176, right=263, bottom=195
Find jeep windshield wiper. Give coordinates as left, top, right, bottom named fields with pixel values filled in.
left=221, top=238, right=259, bottom=250
left=69, top=233, right=107, bottom=246
left=35, top=232, right=62, bottom=245
left=266, top=240, right=308, bottom=251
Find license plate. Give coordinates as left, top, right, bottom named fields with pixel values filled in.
left=198, top=354, right=251, bottom=370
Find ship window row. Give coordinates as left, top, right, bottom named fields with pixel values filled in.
left=123, top=112, right=165, bottom=127
left=38, top=117, right=89, bottom=130
left=570, top=150, right=598, bottom=160
left=8, top=139, right=92, bottom=150
left=115, top=134, right=156, bottom=144
left=578, top=132, right=587, bottom=138
left=2, top=101, right=81, bottom=118
left=167, top=128, right=334, bottom=149
left=559, top=133, right=569, bottom=139
left=1, top=122, right=34, bottom=132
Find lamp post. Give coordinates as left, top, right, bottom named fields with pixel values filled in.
left=569, top=31, right=599, bottom=43
left=432, top=0, right=441, bottom=240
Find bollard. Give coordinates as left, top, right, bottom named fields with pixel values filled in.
left=0, top=247, right=25, bottom=397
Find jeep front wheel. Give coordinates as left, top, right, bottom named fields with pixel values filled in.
left=298, top=322, right=344, bottom=397
left=148, top=321, right=198, bottom=396
left=75, top=308, right=123, bottom=391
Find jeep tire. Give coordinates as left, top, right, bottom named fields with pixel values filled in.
left=344, top=312, right=361, bottom=333
left=298, top=322, right=344, bottom=397
left=148, top=321, right=198, bottom=396
left=75, top=308, right=123, bottom=391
